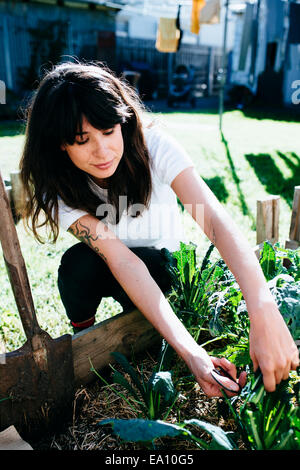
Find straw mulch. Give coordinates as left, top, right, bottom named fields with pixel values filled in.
left=31, top=347, right=241, bottom=451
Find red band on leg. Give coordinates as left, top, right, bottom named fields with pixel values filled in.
left=71, top=317, right=95, bottom=329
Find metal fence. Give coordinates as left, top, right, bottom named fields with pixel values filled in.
left=116, top=36, right=223, bottom=97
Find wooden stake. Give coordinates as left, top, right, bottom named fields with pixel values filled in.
left=10, top=170, right=24, bottom=218
left=4, top=184, right=12, bottom=208
left=256, top=195, right=280, bottom=245
left=285, top=186, right=300, bottom=249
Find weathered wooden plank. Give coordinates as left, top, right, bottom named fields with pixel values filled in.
left=5, top=185, right=12, bottom=208
left=256, top=195, right=280, bottom=245
left=10, top=171, right=24, bottom=218
left=288, top=186, right=300, bottom=243
left=273, top=195, right=280, bottom=243
left=285, top=239, right=299, bottom=250
left=72, top=309, right=160, bottom=387
left=254, top=242, right=264, bottom=259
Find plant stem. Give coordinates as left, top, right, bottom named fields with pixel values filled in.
left=189, top=434, right=210, bottom=450
left=265, top=404, right=286, bottom=448
left=162, top=392, right=179, bottom=421
left=199, top=335, right=225, bottom=348
left=89, top=361, right=141, bottom=416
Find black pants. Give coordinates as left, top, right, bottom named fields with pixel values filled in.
left=57, top=242, right=173, bottom=326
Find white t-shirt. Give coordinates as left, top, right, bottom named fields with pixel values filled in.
left=57, top=125, right=195, bottom=252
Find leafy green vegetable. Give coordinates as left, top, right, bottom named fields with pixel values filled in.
left=269, top=278, right=300, bottom=341
left=259, top=241, right=277, bottom=281
left=184, top=418, right=236, bottom=450
left=211, top=340, right=251, bottom=369
left=148, top=371, right=175, bottom=403
left=98, top=418, right=191, bottom=445
left=222, top=370, right=300, bottom=450
left=111, top=351, right=145, bottom=397
left=259, top=242, right=300, bottom=281
left=94, top=240, right=300, bottom=451
left=208, top=284, right=245, bottom=337
left=161, top=242, right=237, bottom=341
left=98, top=417, right=236, bottom=450
left=93, top=351, right=179, bottom=420
left=156, top=339, right=175, bottom=372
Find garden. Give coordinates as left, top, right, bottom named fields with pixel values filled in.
left=0, top=108, right=299, bottom=450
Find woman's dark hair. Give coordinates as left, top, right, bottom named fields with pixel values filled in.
left=20, top=60, right=153, bottom=243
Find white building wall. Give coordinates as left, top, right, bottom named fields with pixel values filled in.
left=230, top=0, right=268, bottom=94
left=283, top=44, right=300, bottom=106
left=128, top=15, right=157, bottom=39
left=229, top=0, right=300, bottom=106
left=117, top=3, right=236, bottom=50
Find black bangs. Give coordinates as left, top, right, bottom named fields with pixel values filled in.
left=38, top=79, right=128, bottom=148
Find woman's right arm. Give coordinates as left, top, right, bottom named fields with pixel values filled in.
left=67, top=214, right=244, bottom=396
left=67, top=214, right=200, bottom=359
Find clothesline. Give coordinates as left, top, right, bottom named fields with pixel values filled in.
left=155, top=1, right=223, bottom=51
left=109, top=0, right=247, bottom=19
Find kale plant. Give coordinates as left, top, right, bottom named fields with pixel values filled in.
left=221, top=369, right=300, bottom=450
left=98, top=417, right=237, bottom=450
left=161, top=242, right=241, bottom=342
left=91, top=345, right=179, bottom=421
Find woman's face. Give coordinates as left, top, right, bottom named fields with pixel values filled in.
left=61, top=115, right=124, bottom=188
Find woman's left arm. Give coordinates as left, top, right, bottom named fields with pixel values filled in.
left=171, top=167, right=299, bottom=392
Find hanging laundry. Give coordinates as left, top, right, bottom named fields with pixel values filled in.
left=156, top=17, right=180, bottom=53
left=238, top=2, right=255, bottom=71
left=180, top=0, right=221, bottom=34
left=198, top=0, right=221, bottom=25
left=191, top=0, right=206, bottom=35
left=288, top=2, right=300, bottom=45
left=176, top=5, right=183, bottom=51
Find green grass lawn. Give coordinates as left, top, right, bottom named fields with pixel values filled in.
left=1, top=109, right=299, bottom=352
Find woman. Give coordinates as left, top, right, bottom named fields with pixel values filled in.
left=20, top=61, right=298, bottom=398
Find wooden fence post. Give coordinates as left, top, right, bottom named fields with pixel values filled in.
left=285, top=186, right=300, bottom=250
left=10, top=170, right=23, bottom=218
left=254, top=195, right=280, bottom=258
left=4, top=184, right=12, bottom=209
left=256, top=195, right=280, bottom=245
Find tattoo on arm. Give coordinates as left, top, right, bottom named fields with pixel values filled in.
left=68, top=220, right=107, bottom=262
left=208, top=218, right=217, bottom=246
left=212, top=227, right=217, bottom=246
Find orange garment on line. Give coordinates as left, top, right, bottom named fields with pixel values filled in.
left=191, top=0, right=206, bottom=35
left=156, top=17, right=181, bottom=53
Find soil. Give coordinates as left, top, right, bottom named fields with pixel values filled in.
left=28, top=346, right=243, bottom=451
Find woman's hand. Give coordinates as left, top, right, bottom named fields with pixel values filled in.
left=249, top=301, right=299, bottom=392
left=187, top=349, right=247, bottom=398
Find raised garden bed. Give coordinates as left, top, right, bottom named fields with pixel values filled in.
left=0, top=180, right=299, bottom=451
left=27, top=240, right=300, bottom=451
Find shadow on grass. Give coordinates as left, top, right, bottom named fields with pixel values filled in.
left=177, top=175, right=229, bottom=213
left=241, top=105, right=300, bottom=123
left=245, top=151, right=300, bottom=207
left=0, top=120, right=25, bottom=137
left=221, top=132, right=255, bottom=226
left=203, top=176, right=229, bottom=203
